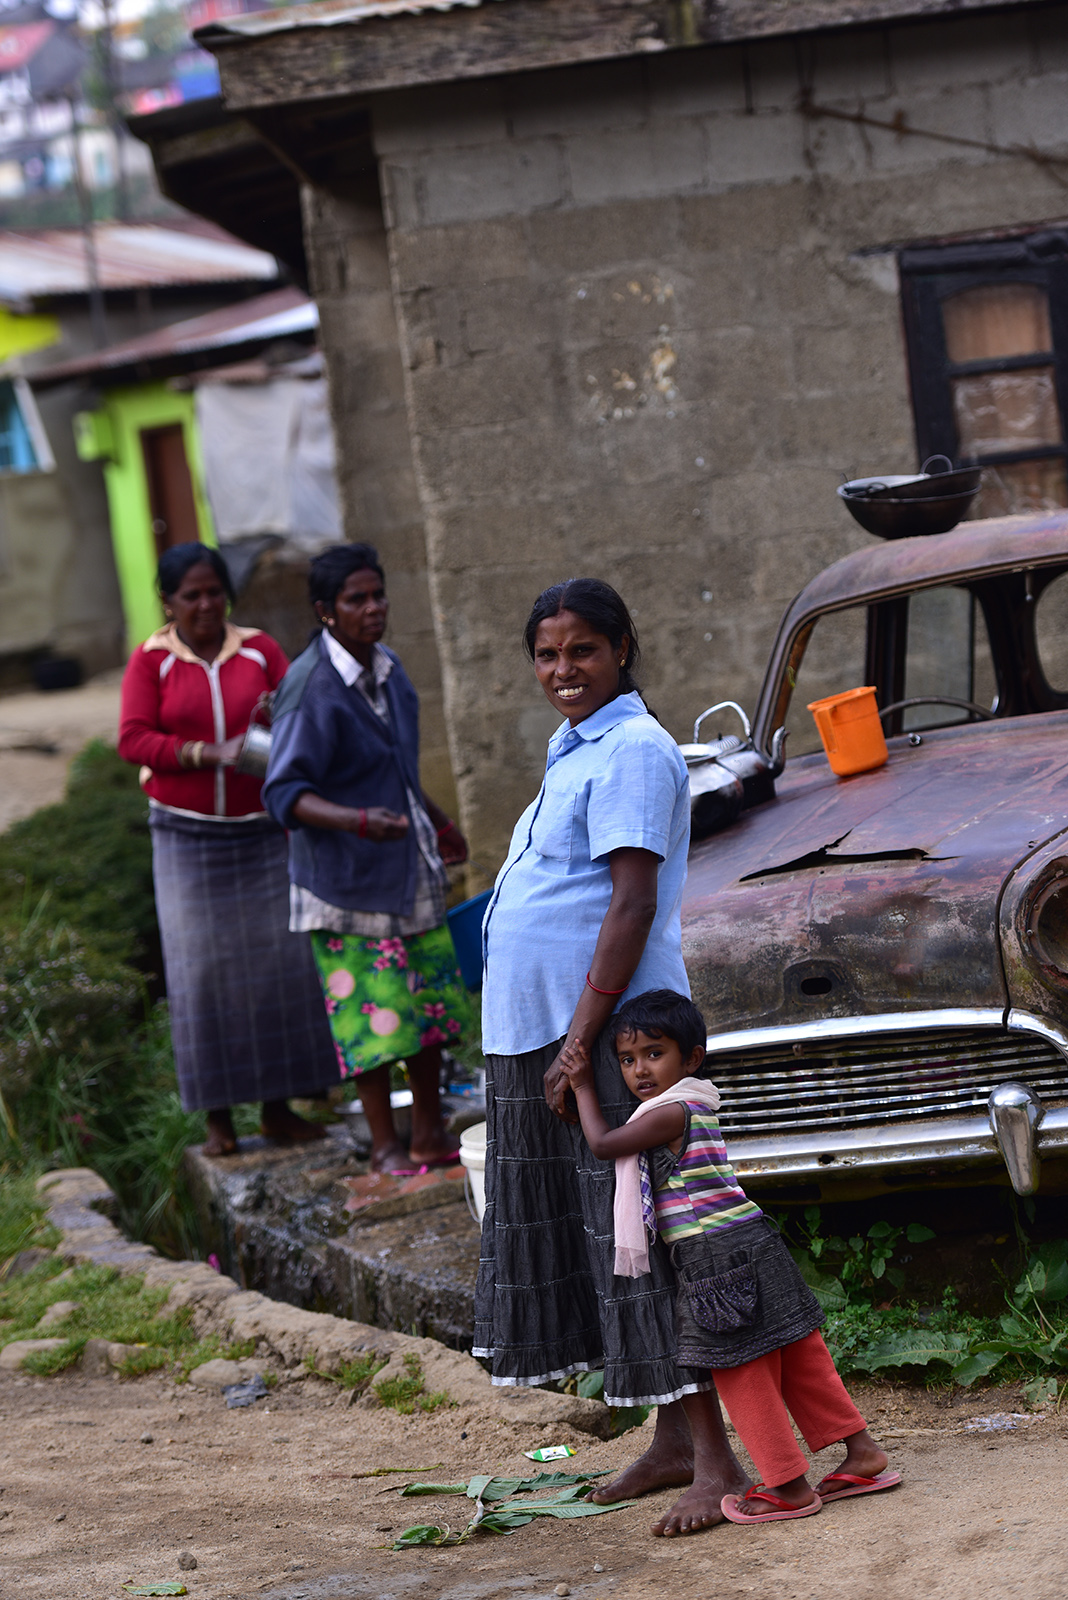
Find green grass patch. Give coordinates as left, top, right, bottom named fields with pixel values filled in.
left=303, top=1351, right=385, bottom=1394
left=0, top=740, right=157, bottom=966
left=374, top=1353, right=451, bottom=1416
left=0, top=1165, right=57, bottom=1264
left=0, top=1257, right=262, bottom=1379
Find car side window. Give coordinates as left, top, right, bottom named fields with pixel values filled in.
left=783, top=605, right=868, bottom=757
left=1035, top=571, right=1068, bottom=694
left=781, top=587, right=998, bottom=754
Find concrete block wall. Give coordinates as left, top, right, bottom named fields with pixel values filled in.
left=362, top=7, right=1068, bottom=879
left=300, top=174, right=458, bottom=813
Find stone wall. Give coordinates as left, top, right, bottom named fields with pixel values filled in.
left=300, top=172, right=458, bottom=814
left=358, top=6, right=1068, bottom=881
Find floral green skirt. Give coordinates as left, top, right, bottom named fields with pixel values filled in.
left=309, top=923, right=472, bottom=1078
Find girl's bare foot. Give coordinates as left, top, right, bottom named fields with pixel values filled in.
left=726, top=1472, right=817, bottom=1518
left=204, top=1109, right=238, bottom=1157
left=260, top=1100, right=328, bottom=1145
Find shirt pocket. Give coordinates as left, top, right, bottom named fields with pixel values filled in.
left=530, top=790, right=577, bottom=861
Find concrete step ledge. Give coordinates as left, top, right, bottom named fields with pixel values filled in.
left=34, top=1168, right=611, bottom=1437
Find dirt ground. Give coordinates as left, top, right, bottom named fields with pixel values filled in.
left=1, top=1367, right=1065, bottom=1600
left=0, top=674, right=122, bottom=832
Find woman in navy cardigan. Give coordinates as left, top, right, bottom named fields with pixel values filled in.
left=264, top=543, right=469, bottom=1173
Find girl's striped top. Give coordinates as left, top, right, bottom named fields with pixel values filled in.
left=650, top=1103, right=762, bottom=1242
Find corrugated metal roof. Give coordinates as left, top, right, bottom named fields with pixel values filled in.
left=0, top=222, right=279, bottom=301
left=29, top=285, right=317, bottom=386
left=199, top=0, right=489, bottom=39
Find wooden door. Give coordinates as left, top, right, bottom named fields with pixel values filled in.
left=141, top=424, right=199, bottom=557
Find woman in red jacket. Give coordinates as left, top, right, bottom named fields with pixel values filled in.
left=119, top=542, right=336, bottom=1157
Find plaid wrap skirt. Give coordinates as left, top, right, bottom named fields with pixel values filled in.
left=150, top=808, right=337, bottom=1111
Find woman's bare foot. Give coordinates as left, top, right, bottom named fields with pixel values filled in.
left=726, top=1472, right=817, bottom=1518
left=814, top=1429, right=889, bottom=1496
left=591, top=1401, right=695, bottom=1505
left=260, top=1100, right=328, bottom=1145
left=655, top=1479, right=739, bottom=1537
left=648, top=1390, right=750, bottom=1536
left=204, top=1109, right=238, bottom=1157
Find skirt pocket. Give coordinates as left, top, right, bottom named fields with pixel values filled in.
left=683, top=1263, right=759, bottom=1333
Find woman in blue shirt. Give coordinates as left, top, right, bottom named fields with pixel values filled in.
left=475, top=578, right=747, bottom=1538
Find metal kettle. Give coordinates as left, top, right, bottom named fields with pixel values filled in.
left=679, top=702, right=786, bottom=840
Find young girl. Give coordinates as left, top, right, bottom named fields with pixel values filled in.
left=559, top=989, right=899, bottom=1535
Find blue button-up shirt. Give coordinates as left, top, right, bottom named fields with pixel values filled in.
left=481, top=691, right=691, bottom=1056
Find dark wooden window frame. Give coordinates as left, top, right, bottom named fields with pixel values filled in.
left=900, top=230, right=1068, bottom=476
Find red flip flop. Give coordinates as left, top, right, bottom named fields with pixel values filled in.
left=721, top=1488, right=823, bottom=1524
left=815, top=1471, right=901, bottom=1502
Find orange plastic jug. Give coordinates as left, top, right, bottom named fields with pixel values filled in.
left=806, top=685, right=888, bottom=777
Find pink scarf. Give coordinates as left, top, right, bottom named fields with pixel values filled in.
left=613, top=1076, right=721, bottom=1279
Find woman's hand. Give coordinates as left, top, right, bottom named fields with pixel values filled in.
left=436, top=820, right=468, bottom=866
left=543, top=1047, right=580, bottom=1124
left=291, top=791, right=411, bottom=839
left=355, top=807, right=410, bottom=841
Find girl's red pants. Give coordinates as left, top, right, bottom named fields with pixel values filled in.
left=711, top=1329, right=866, bottom=1486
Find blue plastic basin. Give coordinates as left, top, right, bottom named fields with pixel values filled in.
left=447, top=889, right=492, bottom=991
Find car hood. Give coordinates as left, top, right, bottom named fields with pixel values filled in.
left=682, top=712, right=1068, bottom=1035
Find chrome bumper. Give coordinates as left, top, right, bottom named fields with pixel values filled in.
left=725, top=1101, right=1068, bottom=1188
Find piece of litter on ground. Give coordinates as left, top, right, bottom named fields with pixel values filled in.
left=593, top=1563, right=604, bottom=1572
left=964, top=1413, right=1030, bottom=1432
left=525, top=1446, right=576, bottom=1462
left=121, top=1587, right=188, bottom=1597
left=222, top=1374, right=269, bottom=1409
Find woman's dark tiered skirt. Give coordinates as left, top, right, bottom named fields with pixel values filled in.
left=150, top=808, right=337, bottom=1111
left=472, top=1030, right=711, bottom=1408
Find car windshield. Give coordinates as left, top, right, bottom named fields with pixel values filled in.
left=782, top=584, right=999, bottom=757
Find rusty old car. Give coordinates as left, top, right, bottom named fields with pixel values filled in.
left=680, top=510, right=1068, bottom=1202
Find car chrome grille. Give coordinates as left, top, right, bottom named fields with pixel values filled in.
left=707, top=1028, right=1068, bottom=1138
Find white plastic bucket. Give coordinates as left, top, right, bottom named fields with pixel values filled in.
left=459, top=1120, right=487, bottom=1223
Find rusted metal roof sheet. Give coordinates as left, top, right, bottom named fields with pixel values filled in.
left=0, top=222, right=278, bottom=302
left=29, top=285, right=316, bottom=388
left=200, top=0, right=489, bottom=37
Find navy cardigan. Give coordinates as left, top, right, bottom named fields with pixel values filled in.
left=263, top=634, right=423, bottom=914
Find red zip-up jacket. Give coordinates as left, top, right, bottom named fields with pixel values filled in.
left=118, top=622, right=289, bottom=818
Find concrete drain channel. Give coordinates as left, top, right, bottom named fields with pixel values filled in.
left=183, top=1125, right=481, bottom=1351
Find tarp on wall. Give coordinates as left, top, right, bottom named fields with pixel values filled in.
left=195, top=376, right=342, bottom=548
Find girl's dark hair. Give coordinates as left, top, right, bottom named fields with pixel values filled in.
left=157, top=542, right=235, bottom=603
left=522, top=578, right=641, bottom=695
left=612, top=990, right=707, bottom=1066
left=308, top=543, right=385, bottom=610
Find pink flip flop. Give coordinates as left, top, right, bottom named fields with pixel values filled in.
left=721, top=1488, right=823, bottom=1524
left=814, top=1471, right=901, bottom=1502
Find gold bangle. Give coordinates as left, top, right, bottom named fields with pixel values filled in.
left=191, top=740, right=205, bottom=769
left=181, top=740, right=205, bottom=770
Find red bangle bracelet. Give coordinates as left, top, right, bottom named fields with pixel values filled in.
left=586, top=971, right=628, bottom=996
left=356, top=808, right=367, bottom=838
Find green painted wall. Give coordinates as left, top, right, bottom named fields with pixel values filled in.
left=0, top=306, right=59, bottom=363
left=77, top=384, right=216, bottom=650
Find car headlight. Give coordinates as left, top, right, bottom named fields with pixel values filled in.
left=1027, top=876, right=1068, bottom=975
